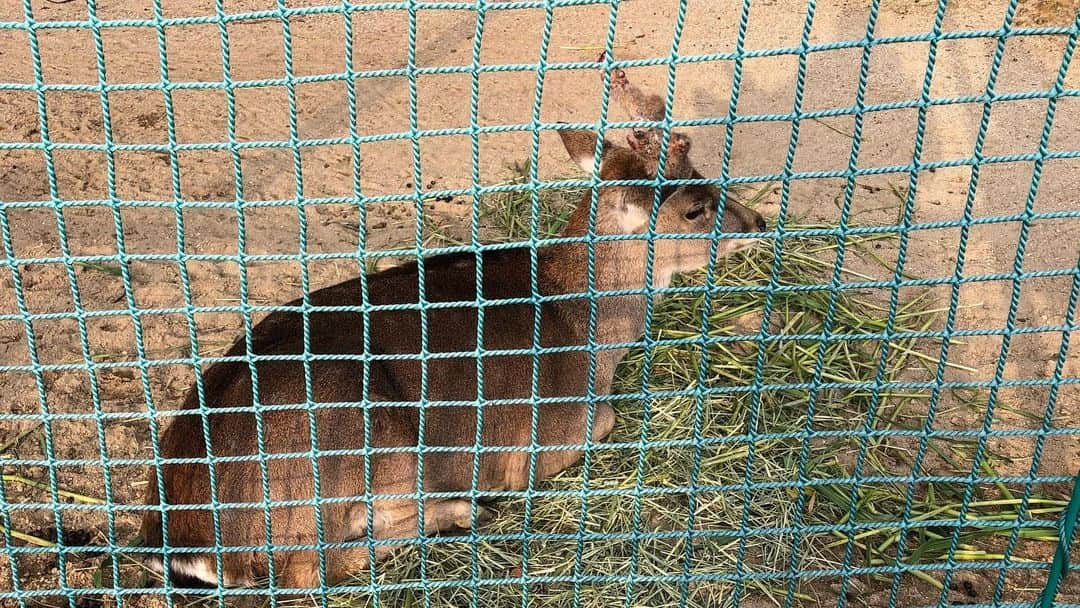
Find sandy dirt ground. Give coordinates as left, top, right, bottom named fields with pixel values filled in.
left=0, top=0, right=1078, bottom=606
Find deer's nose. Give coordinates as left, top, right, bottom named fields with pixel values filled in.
left=755, top=215, right=767, bottom=232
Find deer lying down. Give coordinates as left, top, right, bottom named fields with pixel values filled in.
left=140, top=66, right=767, bottom=593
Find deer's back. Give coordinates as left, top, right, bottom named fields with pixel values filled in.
left=154, top=247, right=591, bottom=511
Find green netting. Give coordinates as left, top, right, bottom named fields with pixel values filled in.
left=1, top=1, right=1079, bottom=608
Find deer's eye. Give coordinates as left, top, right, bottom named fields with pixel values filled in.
left=684, top=206, right=705, bottom=221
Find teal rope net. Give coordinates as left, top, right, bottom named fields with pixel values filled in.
left=1, top=1, right=1079, bottom=607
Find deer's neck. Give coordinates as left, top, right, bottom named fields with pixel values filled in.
left=538, top=226, right=669, bottom=390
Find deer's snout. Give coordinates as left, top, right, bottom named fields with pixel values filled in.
left=715, top=198, right=767, bottom=234
left=753, top=214, right=767, bottom=232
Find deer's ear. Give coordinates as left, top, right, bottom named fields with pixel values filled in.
left=557, top=129, right=608, bottom=175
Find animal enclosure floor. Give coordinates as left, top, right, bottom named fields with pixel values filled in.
left=0, top=0, right=1078, bottom=606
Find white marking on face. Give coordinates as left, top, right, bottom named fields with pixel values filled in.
left=722, top=238, right=760, bottom=254
left=616, top=203, right=649, bottom=234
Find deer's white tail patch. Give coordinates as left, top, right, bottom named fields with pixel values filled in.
left=147, top=554, right=219, bottom=586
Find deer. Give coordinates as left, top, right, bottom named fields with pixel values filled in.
left=139, top=60, right=767, bottom=596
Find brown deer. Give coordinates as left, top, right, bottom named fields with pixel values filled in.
left=140, top=64, right=766, bottom=595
